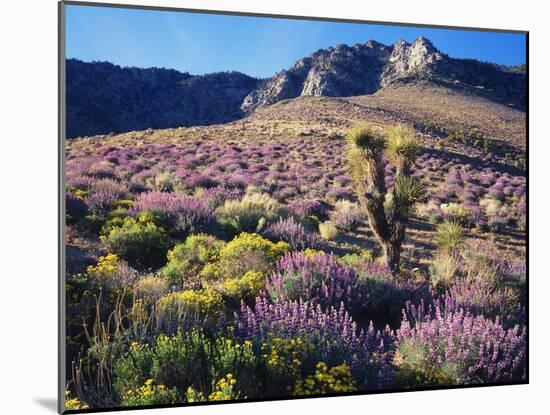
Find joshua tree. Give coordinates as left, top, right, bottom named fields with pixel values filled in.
left=346, top=124, right=425, bottom=274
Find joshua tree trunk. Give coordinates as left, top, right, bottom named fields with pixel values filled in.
left=381, top=241, right=400, bottom=274
left=346, top=124, right=424, bottom=275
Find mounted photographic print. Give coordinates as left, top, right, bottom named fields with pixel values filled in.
left=59, top=1, right=528, bottom=413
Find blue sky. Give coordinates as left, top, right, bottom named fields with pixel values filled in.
left=66, top=4, right=526, bottom=78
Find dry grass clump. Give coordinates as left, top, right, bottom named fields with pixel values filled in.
left=319, top=221, right=339, bottom=241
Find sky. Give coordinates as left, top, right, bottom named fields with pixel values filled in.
left=66, top=4, right=527, bottom=79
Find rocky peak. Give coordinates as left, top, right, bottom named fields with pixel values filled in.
left=241, top=36, right=524, bottom=113
left=382, top=36, right=444, bottom=85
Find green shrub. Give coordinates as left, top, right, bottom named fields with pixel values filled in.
left=120, top=379, right=180, bottom=407
left=393, top=342, right=458, bottom=387
left=440, top=203, right=472, bottom=225
left=77, top=214, right=106, bottom=235
left=161, top=234, right=225, bottom=289
left=215, top=232, right=289, bottom=279
left=101, top=216, right=171, bottom=269
left=429, top=254, right=461, bottom=290
left=319, top=221, right=338, bottom=241
left=339, top=250, right=373, bottom=267
left=100, top=216, right=127, bottom=236
left=114, top=331, right=257, bottom=400
left=294, top=362, right=357, bottom=396
left=209, top=338, right=259, bottom=398
left=216, top=192, right=283, bottom=234
left=156, top=288, right=224, bottom=332
left=221, top=271, right=265, bottom=301
left=113, top=331, right=211, bottom=395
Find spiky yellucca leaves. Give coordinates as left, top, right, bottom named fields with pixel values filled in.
left=386, top=124, right=420, bottom=167
left=394, top=176, right=427, bottom=215
left=345, top=125, right=385, bottom=182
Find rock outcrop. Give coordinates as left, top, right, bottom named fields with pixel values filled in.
left=241, top=37, right=525, bottom=113
left=66, top=37, right=525, bottom=138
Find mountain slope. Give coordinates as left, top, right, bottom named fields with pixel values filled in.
left=66, top=59, right=260, bottom=138
left=346, top=83, right=526, bottom=149
left=241, top=37, right=525, bottom=113
left=66, top=37, right=525, bottom=138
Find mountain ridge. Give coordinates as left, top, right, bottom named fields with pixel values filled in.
left=241, top=36, right=525, bottom=113
left=66, top=59, right=260, bottom=138
left=66, top=37, right=526, bottom=138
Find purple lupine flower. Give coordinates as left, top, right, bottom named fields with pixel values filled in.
left=397, top=299, right=526, bottom=384
left=182, top=172, right=218, bottom=189
left=199, top=186, right=242, bottom=209
left=440, top=279, right=525, bottom=328
left=130, top=191, right=214, bottom=233
left=236, top=297, right=395, bottom=389
left=288, top=199, right=329, bottom=218
left=266, top=251, right=361, bottom=310
left=84, top=190, right=118, bottom=215
left=327, top=187, right=353, bottom=201
left=263, top=217, right=321, bottom=251
left=66, top=174, right=95, bottom=191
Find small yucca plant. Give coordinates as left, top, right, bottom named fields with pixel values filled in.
left=435, top=221, right=464, bottom=255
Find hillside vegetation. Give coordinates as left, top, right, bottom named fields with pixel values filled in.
left=64, top=37, right=527, bottom=411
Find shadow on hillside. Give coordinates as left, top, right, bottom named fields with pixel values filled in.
left=424, top=146, right=524, bottom=176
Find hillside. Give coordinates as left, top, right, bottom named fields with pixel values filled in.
left=66, top=90, right=526, bottom=276
left=346, top=83, right=526, bottom=149
left=66, top=37, right=525, bottom=138
left=66, top=59, right=260, bottom=138
left=241, top=37, right=525, bottom=113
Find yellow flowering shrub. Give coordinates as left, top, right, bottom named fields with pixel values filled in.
left=393, top=347, right=457, bottom=387
left=303, top=248, right=325, bottom=258
left=185, top=374, right=241, bottom=402
left=210, top=337, right=258, bottom=397
left=101, top=210, right=156, bottom=238
left=156, top=288, right=224, bottom=329
left=199, top=262, right=223, bottom=282
left=100, top=214, right=171, bottom=269
left=261, top=337, right=313, bottom=395
left=65, top=391, right=89, bottom=410
left=294, top=362, right=357, bottom=396
left=217, top=232, right=289, bottom=278
left=121, top=379, right=180, bottom=406
left=129, top=299, right=149, bottom=326
left=86, top=252, right=138, bottom=291
left=87, top=253, right=119, bottom=279
left=222, top=271, right=265, bottom=300
left=73, top=189, right=88, bottom=199
left=208, top=374, right=241, bottom=401
left=185, top=386, right=206, bottom=403
left=161, top=233, right=225, bottom=289
left=113, top=199, right=134, bottom=210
